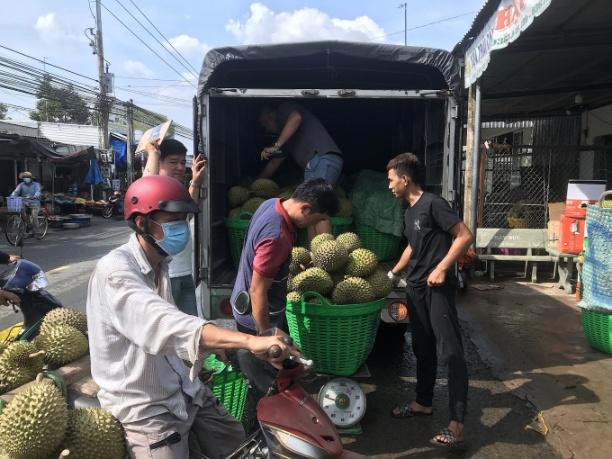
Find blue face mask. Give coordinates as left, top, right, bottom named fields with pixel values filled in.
left=151, top=220, right=190, bottom=256
left=23, top=178, right=32, bottom=184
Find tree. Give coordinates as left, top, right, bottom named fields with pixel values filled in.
left=0, top=103, right=7, bottom=120
left=30, top=75, right=92, bottom=124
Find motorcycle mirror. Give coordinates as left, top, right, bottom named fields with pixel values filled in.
left=234, top=290, right=251, bottom=315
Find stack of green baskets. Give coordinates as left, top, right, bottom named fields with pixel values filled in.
left=579, top=191, right=612, bottom=354
left=356, top=224, right=401, bottom=261
left=225, top=213, right=252, bottom=268
left=296, top=216, right=354, bottom=247
left=203, top=354, right=248, bottom=420
left=286, top=292, right=385, bottom=376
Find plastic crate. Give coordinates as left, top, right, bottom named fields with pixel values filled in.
left=582, top=309, right=612, bottom=354
left=203, top=355, right=248, bottom=420
left=355, top=224, right=401, bottom=261
left=286, top=292, right=384, bottom=376
left=6, top=196, right=23, bottom=213
left=225, top=214, right=252, bottom=268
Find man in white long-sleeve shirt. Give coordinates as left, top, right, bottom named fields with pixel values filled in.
left=87, top=175, right=294, bottom=459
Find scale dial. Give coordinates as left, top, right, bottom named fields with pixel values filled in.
left=318, top=378, right=366, bottom=428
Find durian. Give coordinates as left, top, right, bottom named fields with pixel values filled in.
left=336, top=232, right=362, bottom=253
left=0, top=378, right=69, bottom=458
left=287, top=291, right=301, bottom=304
left=228, top=207, right=242, bottom=219
left=41, top=308, right=88, bottom=336
left=335, top=198, right=353, bottom=217
left=345, top=248, right=378, bottom=278
left=241, top=197, right=265, bottom=215
left=332, top=277, right=375, bottom=305
left=312, top=240, right=348, bottom=272
left=0, top=342, right=7, bottom=355
left=61, top=408, right=126, bottom=459
left=310, top=233, right=334, bottom=254
left=228, top=186, right=251, bottom=208
left=0, top=341, right=44, bottom=394
left=34, top=325, right=89, bottom=368
left=289, top=247, right=311, bottom=274
left=367, top=269, right=394, bottom=299
left=292, top=268, right=333, bottom=295
left=250, top=178, right=279, bottom=199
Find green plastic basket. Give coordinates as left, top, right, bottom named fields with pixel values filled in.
left=582, top=309, right=612, bottom=354
left=296, top=216, right=354, bottom=247
left=355, top=224, right=401, bottom=261
left=203, top=355, right=248, bottom=420
left=225, top=213, right=252, bottom=268
left=286, top=292, right=384, bottom=376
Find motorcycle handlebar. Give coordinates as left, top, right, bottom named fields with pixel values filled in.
left=267, top=344, right=313, bottom=368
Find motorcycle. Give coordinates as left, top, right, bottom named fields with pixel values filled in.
left=0, top=259, right=63, bottom=341
left=220, top=342, right=367, bottom=459
left=102, top=190, right=123, bottom=219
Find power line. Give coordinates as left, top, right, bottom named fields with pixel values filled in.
left=126, top=0, right=200, bottom=75
left=0, top=44, right=99, bottom=83
left=99, top=2, right=195, bottom=86
left=114, top=76, right=186, bottom=82
left=371, top=11, right=476, bottom=41
left=111, top=0, right=199, bottom=80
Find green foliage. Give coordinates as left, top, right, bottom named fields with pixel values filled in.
left=30, top=75, right=91, bottom=124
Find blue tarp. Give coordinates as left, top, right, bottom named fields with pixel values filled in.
left=111, top=138, right=127, bottom=170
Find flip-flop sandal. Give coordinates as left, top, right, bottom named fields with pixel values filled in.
left=429, top=428, right=466, bottom=450
left=390, top=402, right=433, bottom=419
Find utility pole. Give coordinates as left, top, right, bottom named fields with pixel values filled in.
left=95, top=0, right=109, bottom=151
left=399, top=3, right=408, bottom=46
left=126, top=99, right=135, bottom=185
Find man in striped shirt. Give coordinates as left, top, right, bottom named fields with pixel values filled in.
left=87, top=176, right=295, bottom=458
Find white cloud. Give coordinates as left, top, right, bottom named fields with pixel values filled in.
left=123, top=60, right=155, bottom=78
left=34, top=12, right=83, bottom=42
left=226, top=3, right=386, bottom=44
left=168, top=34, right=210, bottom=57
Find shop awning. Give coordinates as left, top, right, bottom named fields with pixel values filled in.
left=0, top=134, right=96, bottom=162
left=455, top=0, right=612, bottom=118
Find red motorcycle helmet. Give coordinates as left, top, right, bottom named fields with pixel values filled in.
left=124, top=175, right=198, bottom=221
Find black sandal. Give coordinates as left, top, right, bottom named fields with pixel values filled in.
left=430, top=428, right=466, bottom=450
left=390, top=402, right=433, bottom=418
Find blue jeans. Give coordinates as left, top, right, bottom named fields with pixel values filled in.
left=304, top=153, right=343, bottom=185
left=171, top=275, right=198, bottom=316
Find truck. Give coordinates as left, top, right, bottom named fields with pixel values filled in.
left=193, top=41, right=462, bottom=332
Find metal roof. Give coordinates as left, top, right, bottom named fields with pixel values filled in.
left=455, top=0, right=612, bottom=118
left=0, top=120, right=100, bottom=149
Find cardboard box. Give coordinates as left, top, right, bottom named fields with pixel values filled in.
left=136, top=120, right=174, bottom=153
left=547, top=220, right=561, bottom=249
left=548, top=202, right=565, bottom=222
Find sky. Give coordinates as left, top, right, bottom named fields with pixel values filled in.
left=0, top=0, right=483, bottom=131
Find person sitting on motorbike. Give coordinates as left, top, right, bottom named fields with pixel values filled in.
left=11, top=171, right=42, bottom=236
left=87, top=175, right=297, bottom=459
left=0, top=251, right=20, bottom=305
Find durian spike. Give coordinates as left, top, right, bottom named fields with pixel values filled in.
left=36, top=373, right=44, bottom=383
left=58, top=450, right=70, bottom=458
left=29, top=351, right=45, bottom=359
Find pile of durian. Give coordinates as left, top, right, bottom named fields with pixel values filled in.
left=0, top=374, right=125, bottom=459
left=0, top=308, right=89, bottom=396
left=287, top=232, right=393, bottom=305
left=227, top=178, right=353, bottom=219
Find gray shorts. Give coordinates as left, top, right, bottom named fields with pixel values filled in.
left=304, top=153, right=343, bottom=185
left=123, top=386, right=245, bottom=459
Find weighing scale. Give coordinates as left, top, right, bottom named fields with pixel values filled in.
left=317, top=377, right=367, bottom=435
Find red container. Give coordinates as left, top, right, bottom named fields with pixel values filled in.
left=559, top=213, right=585, bottom=254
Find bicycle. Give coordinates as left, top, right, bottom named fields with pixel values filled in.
left=4, top=197, right=49, bottom=246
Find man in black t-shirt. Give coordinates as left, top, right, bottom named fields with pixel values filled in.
left=386, top=153, right=473, bottom=449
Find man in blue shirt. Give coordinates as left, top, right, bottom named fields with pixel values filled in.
left=11, top=171, right=42, bottom=236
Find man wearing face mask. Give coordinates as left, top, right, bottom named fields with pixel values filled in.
left=11, top=172, right=42, bottom=236
left=87, top=175, right=297, bottom=458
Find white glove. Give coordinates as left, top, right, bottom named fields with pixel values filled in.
left=387, top=271, right=407, bottom=288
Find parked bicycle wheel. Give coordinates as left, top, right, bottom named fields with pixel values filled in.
left=34, top=215, right=49, bottom=240
left=5, top=214, right=25, bottom=246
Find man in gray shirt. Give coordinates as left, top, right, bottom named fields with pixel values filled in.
left=259, top=102, right=343, bottom=236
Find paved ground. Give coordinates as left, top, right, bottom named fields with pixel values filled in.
left=0, top=216, right=130, bottom=330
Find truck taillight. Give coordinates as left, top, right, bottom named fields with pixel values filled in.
left=220, top=298, right=233, bottom=317
left=388, top=301, right=408, bottom=322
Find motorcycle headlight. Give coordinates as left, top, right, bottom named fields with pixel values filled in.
left=265, top=426, right=329, bottom=459
left=27, top=271, right=48, bottom=292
